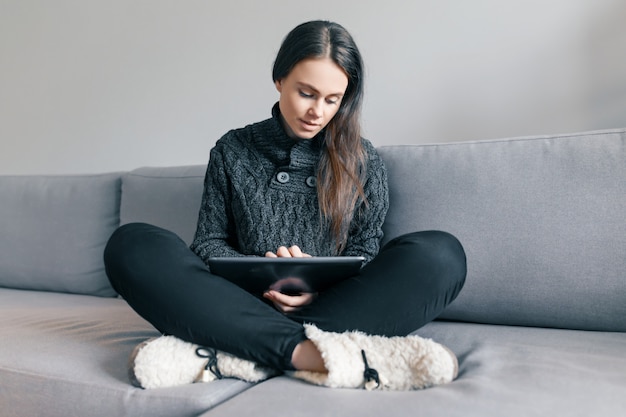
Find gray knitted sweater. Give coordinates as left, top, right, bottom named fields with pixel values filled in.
left=190, top=105, right=389, bottom=264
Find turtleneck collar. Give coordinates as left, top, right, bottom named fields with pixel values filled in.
left=271, top=102, right=325, bottom=146
left=249, top=103, right=323, bottom=168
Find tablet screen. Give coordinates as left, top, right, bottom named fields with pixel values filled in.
left=208, top=256, right=365, bottom=295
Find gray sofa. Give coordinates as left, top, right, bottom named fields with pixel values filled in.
left=1, top=128, right=625, bottom=417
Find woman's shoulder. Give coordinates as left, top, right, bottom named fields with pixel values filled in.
left=359, top=137, right=387, bottom=188
left=360, top=137, right=384, bottom=164
left=213, top=118, right=273, bottom=153
left=219, top=115, right=280, bottom=144
left=360, top=137, right=376, bottom=152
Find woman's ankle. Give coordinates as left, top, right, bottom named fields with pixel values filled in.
left=291, top=339, right=327, bottom=373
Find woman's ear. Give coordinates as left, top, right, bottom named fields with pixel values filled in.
left=275, top=79, right=283, bottom=93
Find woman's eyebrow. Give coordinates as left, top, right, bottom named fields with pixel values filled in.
left=297, top=82, right=344, bottom=97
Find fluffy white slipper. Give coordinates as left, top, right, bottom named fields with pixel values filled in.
left=129, top=335, right=277, bottom=389
left=291, top=324, right=458, bottom=390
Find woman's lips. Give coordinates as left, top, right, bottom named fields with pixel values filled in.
left=299, top=119, right=320, bottom=131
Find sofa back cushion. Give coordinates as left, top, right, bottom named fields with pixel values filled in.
left=0, top=174, right=121, bottom=297
left=119, top=165, right=206, bottom=245
left=378, top=128, right=626, bottom=332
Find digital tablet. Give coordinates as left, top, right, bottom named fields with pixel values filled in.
left=208, top=256, right=365, bottom=295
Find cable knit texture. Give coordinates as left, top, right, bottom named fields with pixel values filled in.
left=191, top=105, right=389, bottom=264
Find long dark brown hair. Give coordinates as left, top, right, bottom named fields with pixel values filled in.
left=272, top=21, right=367, bottom=254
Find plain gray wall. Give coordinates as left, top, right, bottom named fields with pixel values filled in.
left=1, top=0, right=625, bottom=175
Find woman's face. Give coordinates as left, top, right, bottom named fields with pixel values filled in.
left=275, top=57, right=349, bottom=139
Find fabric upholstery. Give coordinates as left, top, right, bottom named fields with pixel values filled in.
left=119, top=165, right=205, bottom=245
left=200, top=321, right=626, bottom=417
left=0, top=288, right=253, bottom=417
left=378, top=128, right=626, bottom=331
left=2, top=128, right=625, bottom=417
left=0, top=173, right=120, bottom=297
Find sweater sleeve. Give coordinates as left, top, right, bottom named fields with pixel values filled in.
left=342, top=141, right=390, bottom=264
left=190, top=138, right=245, bottom=264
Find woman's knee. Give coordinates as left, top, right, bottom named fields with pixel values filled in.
left=105, top=223, right=180, bottom=259
left=386, top=230, right=466, bottom=281
left=387, top=230, right=463, bottom=253
left=431, top=231, right=466, bottom=282
left=422, top=230, right=465, bottom=265
left=104, top=223, right=184, bottom=288
left=105, top=223, right=143, bottom=267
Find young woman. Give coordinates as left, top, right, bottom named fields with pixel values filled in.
left=104, top=20, right=466, bottom=391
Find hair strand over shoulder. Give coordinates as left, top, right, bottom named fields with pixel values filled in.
left=273, top=21, right=367, bottom=254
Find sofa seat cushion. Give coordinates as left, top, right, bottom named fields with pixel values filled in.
left=201, top=321, right=626, bottom=417
left=0, top=288, right=255, bottom=417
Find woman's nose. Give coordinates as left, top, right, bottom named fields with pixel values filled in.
left=309, top=99, right=323, bottom=118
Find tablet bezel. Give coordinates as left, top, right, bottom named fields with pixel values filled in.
left=208, top=256, right=365, bottom=295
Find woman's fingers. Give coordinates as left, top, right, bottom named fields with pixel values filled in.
left=288, top=245, right=303, bottom=257
left=263, top=290, right=317, bottom=313
left=276, top=246, right=291, bottom=257
left=273, top=245, right=311, bottom=257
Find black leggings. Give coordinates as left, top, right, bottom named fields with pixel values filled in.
left=104, top=223, right=466, bottom=370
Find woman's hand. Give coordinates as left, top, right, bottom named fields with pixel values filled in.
left=264, top=245, right=312, bottom=258
left=263, top=290, right=317, bottom=314
left=263, top=245, right=315, bottom=313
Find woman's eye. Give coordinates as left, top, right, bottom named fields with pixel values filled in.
left=299, top=90, right=314, bottom=98
left=326, top=98, right=338, bottom=105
